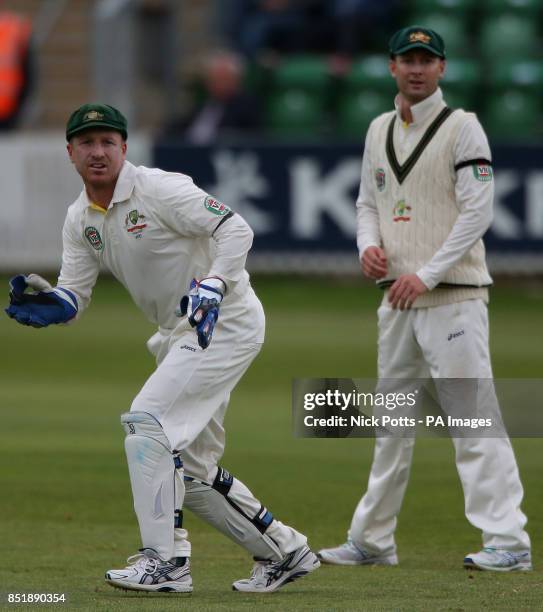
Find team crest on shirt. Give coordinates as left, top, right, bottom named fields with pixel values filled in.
left=375, top=168, right=386, bottom=192
left=473, top=164, right=493, bottom=182
left=393, top=199, right=412, bottom=222
left=84, top=226, right=104, bottom=250
left=204, top=196, right=231, bottom=217
left=125, top=209, right=147, bottom=239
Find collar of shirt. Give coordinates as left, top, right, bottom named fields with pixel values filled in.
left=84, top=160, right=137, bottom=211
left=394, top=87, right=444, bottom=127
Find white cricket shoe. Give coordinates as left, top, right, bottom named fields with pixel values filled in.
left=105, top=548, right=193, bottom=592
left=463, top=547, right=532, bottom=572
left=232, top=544, right=320, bottom=592
left=317, top=540, right=398, bottom=566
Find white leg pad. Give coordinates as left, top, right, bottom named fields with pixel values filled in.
left=183, top=467, right=305, bottom=561
left=121, top=411, right=178, bottom=561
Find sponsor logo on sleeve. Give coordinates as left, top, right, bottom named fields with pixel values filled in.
left=204, top=196, right=231, bottom=217
left=473, top=164, right=493, bottom=182
left=84, top=226, right=104, bottom=250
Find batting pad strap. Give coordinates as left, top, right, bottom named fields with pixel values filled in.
left=254, top=506, right=273, bottom=531
left=212, top=466, right=234, bottom=496
left=174, top=508, right=183, bottom=528
left=211, top=466, right=273, bottom=535
left=454, top=158, right=492, bottom=172
left=173, top=452, right=184, bottom=470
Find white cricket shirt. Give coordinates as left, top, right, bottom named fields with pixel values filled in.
left=57, top=161, right=254, bottom=333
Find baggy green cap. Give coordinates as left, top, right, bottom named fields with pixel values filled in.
left=389, top=26, right=446, bottom=59
left=66, top=103, right=128, bottom=141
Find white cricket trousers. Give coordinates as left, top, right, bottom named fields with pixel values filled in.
left=348, top=299, right=530, bottom=555
left=130, top=288, right=306, bottom=557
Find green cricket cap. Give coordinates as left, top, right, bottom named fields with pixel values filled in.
left=389, top=26, right=446, bottom=59
left=66, top=103, right=128, bottom=141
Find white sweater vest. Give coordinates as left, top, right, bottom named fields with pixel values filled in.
left=368, top=106, right=492, bottom=307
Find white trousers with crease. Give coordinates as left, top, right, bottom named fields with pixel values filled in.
left=348, top=299, right=530, bottom=555
left=130, top=288, right=306, bottom=558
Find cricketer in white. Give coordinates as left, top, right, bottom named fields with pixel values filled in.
left=5, top=103, right=319, bottom=594
left=318, top=26, right=531, bottom=572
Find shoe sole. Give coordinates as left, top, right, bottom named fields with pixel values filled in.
left=106, top=578, right=193, bottom=593
left=463, top=561, right=532, bottom=572
left=317, top=552, right=398, bottom=566
left=232, top=554, right=320, bottom=593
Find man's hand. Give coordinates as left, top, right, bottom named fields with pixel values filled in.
left=388, top=274, right=428, bottom=310
left=362, top=246, right=387, bottom=279
left=178, top=277, right=226, bottom=349
left=5, top=274, right=78, bottom=327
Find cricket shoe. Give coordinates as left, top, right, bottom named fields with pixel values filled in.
left=463, top=548, right=532, bottom=572
left=317, top=539, right=398, bottom=566
left=232, top=544, right=320, bottom=592
left=105, top=548, right=193, bottom=592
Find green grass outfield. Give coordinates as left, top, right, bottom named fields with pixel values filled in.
left=1, top=276, right=542, bottom=611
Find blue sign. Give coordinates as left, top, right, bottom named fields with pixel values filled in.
left=154, top=143, right=543, bottom=258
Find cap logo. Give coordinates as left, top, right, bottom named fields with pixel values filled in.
left=409, top=31, right=431, bottom=44
left=84, top=110, right=104, bottom=122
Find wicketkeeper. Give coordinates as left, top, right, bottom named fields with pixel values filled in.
left=5, top=103, right=320, bottom=593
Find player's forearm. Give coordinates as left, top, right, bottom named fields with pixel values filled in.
left=355, top=141, right=380, bottom=258
left=207, top=213, right=253, bottom=286
left=356, top=200, right=381, bottom=259
left=417, top=178, right=493, bottom=289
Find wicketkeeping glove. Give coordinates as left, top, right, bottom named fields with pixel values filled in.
left=5, top=274, right=78, bottom=328
left=177, top=277, right=225, bottom=349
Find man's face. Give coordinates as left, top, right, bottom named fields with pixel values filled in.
left=389, top=50, right=445, bottom=104
left=67, top=129, right=127, bottom=188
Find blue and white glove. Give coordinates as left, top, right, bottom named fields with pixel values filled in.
left=177, top=277, right=225, bottom=349
left=5, top=274, right=78, bottom=328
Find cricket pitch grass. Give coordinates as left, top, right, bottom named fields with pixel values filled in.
left=1, top=276, right=542, bottom=611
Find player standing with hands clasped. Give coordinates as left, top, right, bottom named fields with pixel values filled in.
left=318, top=27, right=532, bottom=572
left=5, top=103, right=320, bottom=593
